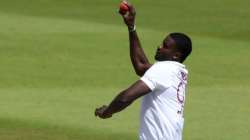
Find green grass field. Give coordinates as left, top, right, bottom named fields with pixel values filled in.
left=0, top=0, right=250, bottom=139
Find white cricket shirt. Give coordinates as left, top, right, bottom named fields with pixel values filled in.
left=139, top=61, right=188, bottom=140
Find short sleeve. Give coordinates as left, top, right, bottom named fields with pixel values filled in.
left=140, top=62, right=175, bottom=91
left=140, top=75, right=157, bottom=90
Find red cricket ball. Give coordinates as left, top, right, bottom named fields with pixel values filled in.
left=119, top=2, right=129, bottom=15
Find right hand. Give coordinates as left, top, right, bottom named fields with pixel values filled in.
left=119, top=1, right=136, bottom=28
left=95, top=105, right=112, bottom=119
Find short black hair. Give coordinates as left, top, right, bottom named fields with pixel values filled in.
left=170, top=32, right=192, bottom=62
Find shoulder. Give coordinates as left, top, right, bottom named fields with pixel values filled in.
left=147, top=61, right=186, bottom=73
left=141, top=61, right=188, bottom=89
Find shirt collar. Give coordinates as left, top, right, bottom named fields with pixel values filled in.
left=156, top=60, right=186, bottom=68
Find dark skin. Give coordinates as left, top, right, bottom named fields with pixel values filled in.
left=95, top=1, right=181, bottom=119
left=155, top=36, right=182, bottom=62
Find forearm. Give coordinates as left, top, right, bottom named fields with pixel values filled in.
left=129, top=28, right=149, bottom=64
left=103, top=91, right=133, bottom=116
left=129, top=28, right=151, bottom=75
left=95, top=80, right=151, bottom=119
left=119, top=2, right=151, bottom=75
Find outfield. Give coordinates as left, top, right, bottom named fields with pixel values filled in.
left=0, top=0, right=249, bottom=140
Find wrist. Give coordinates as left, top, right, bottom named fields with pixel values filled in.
left=128, top=25, right=136, bottom=32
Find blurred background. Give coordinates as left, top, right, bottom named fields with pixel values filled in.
left=0, top=0, right=249, bottom=139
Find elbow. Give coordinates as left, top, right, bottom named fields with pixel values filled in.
left=135, top=68, right=145, bottom=76
left=134, top=64, right=150, bottom=76
left=135, top=70, right=144, bottom=77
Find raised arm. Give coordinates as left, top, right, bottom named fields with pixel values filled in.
left=95, top=80, right=151, bottom=119
left=120, top=1, right=152, bottom=76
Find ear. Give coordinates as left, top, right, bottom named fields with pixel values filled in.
left=173, top=52, right=182, bottom=61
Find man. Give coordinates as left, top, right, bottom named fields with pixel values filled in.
left=95, top=2, right=192, bottom=140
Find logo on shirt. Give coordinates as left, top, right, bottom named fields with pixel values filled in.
left=176, top=71, right=187, bottom=115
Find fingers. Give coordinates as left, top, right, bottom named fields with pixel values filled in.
left=130, top=5, right=136, bottom=16
left=125, top=1, right=136, bottom=15
left=121, top=0, right=129, bottom=8
left=95, top=105, right=106, bottom=115
left=123, top=1, right=135, bottom=14
left=94, top=108, right=99, bottom=116
left=119, top=0, right=136, bottom=17
left=95, top=105, right=111, bottom=119
left=119, top=4, right=136, bottom=27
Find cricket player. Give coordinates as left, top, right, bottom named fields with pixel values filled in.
left=95, top=2, right=192, bottom=140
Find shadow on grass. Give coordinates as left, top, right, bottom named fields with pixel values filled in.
left=0, top=117, right=136, bottom=140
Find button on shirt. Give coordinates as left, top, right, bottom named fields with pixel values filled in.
left=139, top=61, right=188, bottom=140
